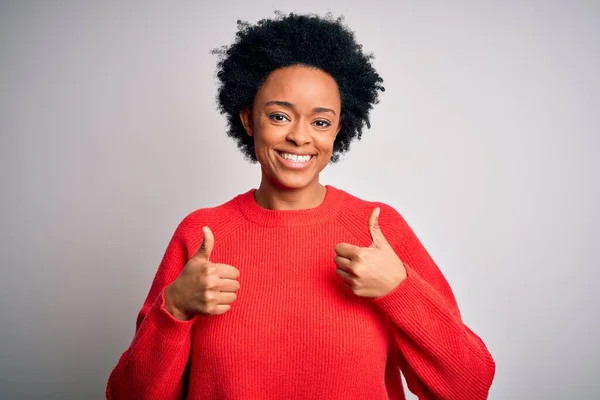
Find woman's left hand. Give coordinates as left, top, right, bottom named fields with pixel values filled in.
left=334, top=207, right=408, bottom=298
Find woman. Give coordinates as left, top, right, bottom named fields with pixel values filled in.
left=106, top=12, right=495, bottom=400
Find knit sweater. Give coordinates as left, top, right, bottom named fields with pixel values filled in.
left=106, top=186, right=495, bottom=400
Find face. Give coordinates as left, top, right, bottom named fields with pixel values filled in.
left=240, top=65, right=341, bottom=191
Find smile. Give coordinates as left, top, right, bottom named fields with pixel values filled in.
left=277, top=152, right=314, bottom=163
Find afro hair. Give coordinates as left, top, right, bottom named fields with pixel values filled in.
left=212, top=11, right=385, bottom=163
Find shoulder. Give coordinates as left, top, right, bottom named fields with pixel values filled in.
left=172, top=190, right=249, bottom=241
left=335, top=187, right=413, bottom=243
left=338, top=187, right=406, bottom=223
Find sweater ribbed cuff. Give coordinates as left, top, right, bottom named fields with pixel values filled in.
left=148, top=288, right=196, bottom=343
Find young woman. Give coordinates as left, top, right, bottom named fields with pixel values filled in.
left=106, top=12, right=495, bottom=400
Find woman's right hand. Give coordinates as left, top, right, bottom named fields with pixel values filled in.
left=165, top=226, right=240, bottom=320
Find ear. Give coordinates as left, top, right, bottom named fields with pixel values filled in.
left=239, top=107, right=254, bottom=137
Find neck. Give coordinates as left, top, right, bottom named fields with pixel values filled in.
left=255, top=177, right=327, bottom=211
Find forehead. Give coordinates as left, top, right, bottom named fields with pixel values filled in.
left=256, top=65, right=341, bottom=110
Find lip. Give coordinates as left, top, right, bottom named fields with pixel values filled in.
left=275, top=150, right=316, bottom=156
left=275, top=151, right=316, bottom=170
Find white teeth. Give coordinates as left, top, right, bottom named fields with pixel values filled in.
left=280, top=152, right=312, bottom=163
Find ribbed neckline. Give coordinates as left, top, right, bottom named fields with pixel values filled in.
left=236, top=185, right=346, bottom=227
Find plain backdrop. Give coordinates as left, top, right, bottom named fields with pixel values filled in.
left=1, top=1, right=598, bottom=399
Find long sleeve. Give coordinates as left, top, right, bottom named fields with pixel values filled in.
left=106, top=224, right=197, bottom=400
left=373, top=213, right=496, bottom=400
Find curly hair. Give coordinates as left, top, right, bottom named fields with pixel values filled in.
left=213, top=11, right=385, bottom=163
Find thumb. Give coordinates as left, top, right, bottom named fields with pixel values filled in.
left=368, top=207, right=388, bottom=247
left=195, top=226, right=214, bottom=261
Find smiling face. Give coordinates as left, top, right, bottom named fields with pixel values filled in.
left=240, top=65, right=342, bottom=191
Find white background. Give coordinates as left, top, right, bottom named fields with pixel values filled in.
left=1, top=1, right=598, bottom=398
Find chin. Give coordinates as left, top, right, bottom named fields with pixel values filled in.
left=270, top=172, right=318, bottom=191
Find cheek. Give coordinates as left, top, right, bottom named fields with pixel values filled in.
left=317, top=132, right=337, bottom=154
left=252, top=125, right=286, bottom=164
left=251, top=125, right=270, bottom=152
left=254, top=121, right=285, bottom=147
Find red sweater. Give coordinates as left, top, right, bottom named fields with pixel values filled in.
left=106, top=186, right=495, bottom=399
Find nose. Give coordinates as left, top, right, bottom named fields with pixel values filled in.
left=286, top=122, right=312, bottom=146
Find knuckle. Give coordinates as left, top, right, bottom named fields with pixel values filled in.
left=202, top=291, right=216, bottom=303
left=203, top=275, right=218, bottom=290
left=205, top=304, right=217, bottom=315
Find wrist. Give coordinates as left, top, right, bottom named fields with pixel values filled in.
left=165, top=283, right=193, bottom=321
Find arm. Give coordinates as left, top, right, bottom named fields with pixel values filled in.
left=106, top=225, right=195, bottom=400
left=373, top=215, right=496, bottom=400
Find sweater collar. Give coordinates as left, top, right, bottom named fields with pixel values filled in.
left=236, top=185, right=345, bottom=227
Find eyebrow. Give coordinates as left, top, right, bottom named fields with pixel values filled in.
left=264, top=100, right=337, bottom=116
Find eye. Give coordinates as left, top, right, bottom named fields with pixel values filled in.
left=268, top=113, right=290, bottom=122
left=313, top=120, right=331, bottom=128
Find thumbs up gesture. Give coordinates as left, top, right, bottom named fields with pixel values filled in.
left=334, top=208, right=407, bottom=298
left=165, top=227, right=240, bottom=320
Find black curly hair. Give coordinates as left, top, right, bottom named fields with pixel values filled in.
left=213, top=11, right=385, bottom=163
